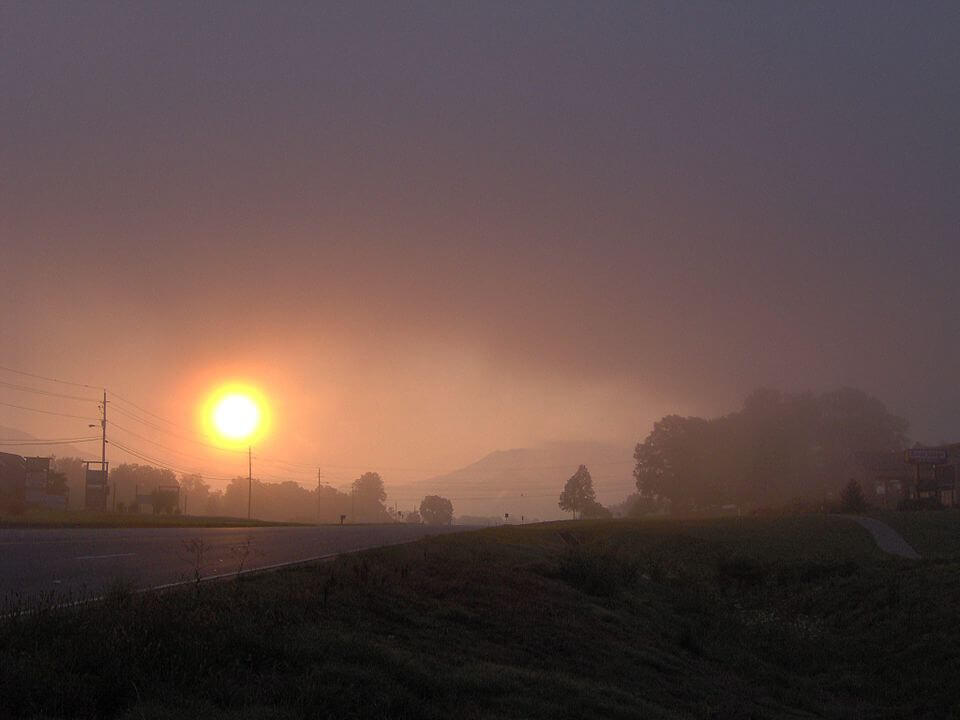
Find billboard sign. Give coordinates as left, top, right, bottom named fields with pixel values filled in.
left=904, top=448, right=948, bottom=465
left=84, top=467, right=108, bottom=511
left=85, top=485, right=108, bottom=511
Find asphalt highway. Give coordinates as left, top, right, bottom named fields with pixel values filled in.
left=0, top=523, right=473, bottom=600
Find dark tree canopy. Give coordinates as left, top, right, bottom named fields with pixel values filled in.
left=634, top=388, right=908, bottom=511
left=109, top=464, right=177, bottom=508
left=179, top=473, right=210, bottom=515
left=52, top=456, right=87, bottom=510
left=351, top=472, right=389, bottom=522
left=558, top=465, right=597, bottom=519
left=221, top=476, right=352, bottom=523
left=352, top=472, right=386, bottom=502
left=419, top=495, right=454, bottom=525
left=633, top=415, right=715, bottom=512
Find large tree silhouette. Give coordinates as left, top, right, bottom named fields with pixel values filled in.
left=352, top=472, right=388, bottom=522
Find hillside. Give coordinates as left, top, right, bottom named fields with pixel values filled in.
left=0, top=426, right=96, bottom=461
left=402, top=441, right=635, bottom=521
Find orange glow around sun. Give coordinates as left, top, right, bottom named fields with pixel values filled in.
left=201, top=382, right=271, bottom=447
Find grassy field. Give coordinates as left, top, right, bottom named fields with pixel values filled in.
left=1, top=515, right=957, bottom=719
left=0, top=510, right=304, bottom=529
left=869, top=510, right=960, bottom=559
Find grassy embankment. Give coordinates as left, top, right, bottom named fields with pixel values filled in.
left=2, top=515, right=958, bottom=719
left=0, top=510, right=304, bottom=529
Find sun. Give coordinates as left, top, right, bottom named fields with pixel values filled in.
left=202, top=383, right=270, bottom=446
left=213, top=393, right=260, bottom=439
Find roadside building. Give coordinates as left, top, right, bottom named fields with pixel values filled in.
left=0, top=452, right=68, bottom=512
left=855, top=446, right=960, bottom=508
left=853, top=450, right=913, bottom=508
left=0, top=451, right=26, bottom=511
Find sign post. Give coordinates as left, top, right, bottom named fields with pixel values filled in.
left=904, top=448, right=949, bottom=501
left=83, top=462, right=109, bottom=511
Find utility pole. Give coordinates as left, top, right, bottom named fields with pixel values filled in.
left=317, top=468, right=322, bottom=524
left=101, top=390, right=112, bottom=511
left=247, top=445, right=252, bottom=519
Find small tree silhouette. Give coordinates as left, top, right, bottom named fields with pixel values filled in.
left=559, top=465, right=596, bottom=520
left=840, top=479, right=867, bottom=513
left=419, top=495, right=454, bottom=525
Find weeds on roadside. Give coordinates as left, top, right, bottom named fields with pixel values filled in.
left=230, top=535, right=253, bottom=578
left=180, top=537, right=206, bottom=599
left=556, top=542, right=640, bottom=596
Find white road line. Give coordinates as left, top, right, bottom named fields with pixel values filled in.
left=75, top=552, right=136, bottom=560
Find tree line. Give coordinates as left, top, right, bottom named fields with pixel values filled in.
left=51, top=386, right=906, bottom=522
left=48, top=461, right=455, bottom=525
left=554, top=387, right=908, bottom=519
left=632, top=387, right=908, bottom=512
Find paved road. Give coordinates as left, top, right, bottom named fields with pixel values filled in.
left=0, top=524, right=473, bottom=600
left=835, top=514, right=921, bottom=559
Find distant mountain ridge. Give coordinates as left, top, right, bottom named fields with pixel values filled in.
left=397, top=441, right=635, bottom=521
left=0, top=426, right=97, bottom=460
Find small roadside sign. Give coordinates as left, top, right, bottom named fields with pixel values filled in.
left=904, top=448, right=948, bottom=464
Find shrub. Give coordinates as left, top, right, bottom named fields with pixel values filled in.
left=556, top=545, right=639, bottom=596
left=717, top=556, right=767, bottom=587
left=896, top=497, right=944, bottom=511
left=839, top=479, right=867, bottom=513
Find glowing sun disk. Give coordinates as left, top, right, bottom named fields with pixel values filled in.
left=212, top=393, right=261, bottom=440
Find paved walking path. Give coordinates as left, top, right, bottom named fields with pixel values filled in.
left=834, top=514, right=921, bottom=559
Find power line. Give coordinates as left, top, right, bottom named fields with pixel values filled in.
left=0, top=437, right=99, bottom=446
left=109, top=433, right=634, bottom=499
left=109, top=390, right=184, bottom=429
left=108, top=400, right=613, bottom=478
left=0, top=380, right=99, bottom=402
left=253, top=456, right=319, bottom=470
left=109, top=421, right=236, bottom=465
left=104, top=401, right=356, bottom=469
left=109, top=439, right=234, bottom=481
left=108, top=422, right=316, bottom=485
left=0, top=399, right=99, bottom=421
left=108, top=439, right=304, bottom=486
left=109, top=404, right=246, bottom=454
left=0, top=363, right=241, bottom=452
left=0, top=365, right=98, bottom=390
left=0, top=363, right=638, bottom=483
left=0, top=366, right=613, bottom=475
left=385, top=489, right=637, bottom=502
left=0, top=364, right=99, bottom=390
left=103, top=401, right=334, bottom=471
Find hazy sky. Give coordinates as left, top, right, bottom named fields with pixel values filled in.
left=2, top=2, right=959, bottom=485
